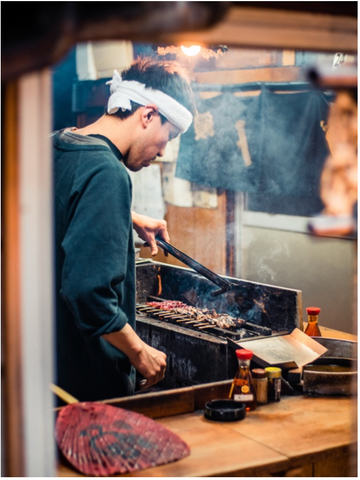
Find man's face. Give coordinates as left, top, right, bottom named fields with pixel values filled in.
left=123, top=110, right=181, bottom=172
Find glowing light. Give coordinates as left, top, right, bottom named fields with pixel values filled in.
left=181, top=45, right=202, bottom=57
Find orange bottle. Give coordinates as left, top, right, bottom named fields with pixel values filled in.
left=305, top=307, right=322, bottom=337
left=229, top=349, right=257, bottom=411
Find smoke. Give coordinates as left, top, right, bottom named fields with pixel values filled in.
left=242, top=229, right=291, bottom=284
left=256, top=263, right=277, bottom=283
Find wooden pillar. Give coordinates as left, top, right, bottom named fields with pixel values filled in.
left=2, top=81, right=25, bottom=477
left=2, top=71, right=56, bottom=477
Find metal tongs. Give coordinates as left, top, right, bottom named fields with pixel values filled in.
left=155, top=236, right=233, bottom=297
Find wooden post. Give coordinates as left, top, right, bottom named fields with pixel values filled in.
left=2, top=81, right=25, bottom=477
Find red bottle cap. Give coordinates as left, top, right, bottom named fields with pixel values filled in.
left=306, top=307, right=321, bottom=315
left=236, top=349, right=253, bottom=360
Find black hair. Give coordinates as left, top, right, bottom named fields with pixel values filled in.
left=107, top=56, right=196, bottom=121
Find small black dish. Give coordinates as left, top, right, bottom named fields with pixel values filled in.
left=204, top=399, right=246, bottom=422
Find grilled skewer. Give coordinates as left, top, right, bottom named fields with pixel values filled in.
left=139, top=301, right=272, bottom=336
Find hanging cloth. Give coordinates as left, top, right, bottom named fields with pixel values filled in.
left=176, top=91, right=262, bottom=192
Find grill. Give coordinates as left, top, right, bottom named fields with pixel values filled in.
left=136, top=300, right=273, bottom=341
left=135, top=260, right=302, bottom=390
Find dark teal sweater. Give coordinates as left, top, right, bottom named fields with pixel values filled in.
left=53, top=130, right=136, bottom=402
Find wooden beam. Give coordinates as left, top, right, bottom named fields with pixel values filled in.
left=155, top=6, right=357, bottom=53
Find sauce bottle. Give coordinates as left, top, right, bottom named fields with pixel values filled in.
left=305, top=307, right=322, bottom=337
left=229, top=349, right=257, bottom=411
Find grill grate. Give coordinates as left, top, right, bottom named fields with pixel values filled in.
left=136, top=302, right=272, bottom=341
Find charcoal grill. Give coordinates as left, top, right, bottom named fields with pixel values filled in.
left=136, top=300, right=273, bottom=341
left=135, top=260, right=302, bottom=390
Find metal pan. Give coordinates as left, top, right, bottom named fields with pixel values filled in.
left=302, top=337, right=357, bottom=396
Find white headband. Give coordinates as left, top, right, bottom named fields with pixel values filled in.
left=106, top=70, right=193, bottom=134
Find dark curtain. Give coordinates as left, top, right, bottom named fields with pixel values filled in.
left=258, top=89, right=329, bottom=197
left=176, top=88, right=330, bottom=214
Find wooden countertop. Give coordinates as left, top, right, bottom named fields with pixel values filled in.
left=57, top=329, right=357, bottom=477
left=57, top=394, right=357, bottom=477
left=305, top=324, right=357, bottom=341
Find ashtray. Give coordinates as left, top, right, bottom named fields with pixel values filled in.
left=204, top=399, right=246, bottom=422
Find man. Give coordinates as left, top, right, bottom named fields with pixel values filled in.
left=53, top=57, right=196, bottom=402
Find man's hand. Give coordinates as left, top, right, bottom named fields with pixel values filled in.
left=132, top=344, right=167, bottom=389
left=102, top=324, right=167, bottom=389
left=132, top=211, right=170, bottom=256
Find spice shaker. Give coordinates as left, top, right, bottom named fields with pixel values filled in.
left=251, top=368, right=268, bottom=405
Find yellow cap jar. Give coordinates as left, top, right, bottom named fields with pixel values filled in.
left=265, top=367, right=282, bottom=402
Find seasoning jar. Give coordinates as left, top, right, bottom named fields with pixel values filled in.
left=305, top=307, right=322, bottom=337
left=251, top=368, right=268, bottom=405
left=229, top=349, right=257, bottom=411
left=265, top=367, right=282, bottom=403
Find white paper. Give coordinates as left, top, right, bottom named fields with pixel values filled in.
left=162, top=162, right=193, bottom=207
left=236, top=328, right=328, bottom=369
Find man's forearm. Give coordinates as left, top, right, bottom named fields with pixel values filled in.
left=102, top=323, right=143, bottom=359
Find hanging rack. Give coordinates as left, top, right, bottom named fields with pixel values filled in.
left=191, top=81, right=333, bottom=93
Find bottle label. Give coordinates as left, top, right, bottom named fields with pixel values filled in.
left=233, top=378, right=247, bottom=387
left=274, top=378, right=281, bottom=399
left=268, top=377, right=281, bottom=402
left=234, top=393, right=254, bottom=402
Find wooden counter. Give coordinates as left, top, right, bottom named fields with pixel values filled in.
left=57, top=392, right=357, bottom=477
left=57, top=330, right=357, bottom=477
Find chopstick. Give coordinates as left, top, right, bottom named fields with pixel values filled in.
left=51, top=383, right=78, bottom=404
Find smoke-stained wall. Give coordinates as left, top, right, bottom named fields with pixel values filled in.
left=242, top=223, right=355, bottom=334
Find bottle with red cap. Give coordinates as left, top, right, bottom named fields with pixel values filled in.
left=305, top=307, right=322, bottom=337
left=229, top=349, right=257, bottom=411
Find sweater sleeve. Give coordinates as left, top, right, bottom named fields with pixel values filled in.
left=60, top=153, right=133, bottom=338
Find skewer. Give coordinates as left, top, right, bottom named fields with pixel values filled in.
left=152, top=311, right=169, bottom=317
left=137, top=306, right=173, bottom=317
left=169, top=315, right=188, bottom=321
left=136, top=306, right=157, bottom=312
left=140, top=305, right=191, bottom=318
left=138, top=309, right=162, bottom=316
left=138, top=303, right=244, bottom=333
left=140, top=308, right=193, bottom=322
